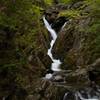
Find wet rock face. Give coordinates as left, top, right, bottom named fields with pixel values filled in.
left=32, top=79, right=68, bottom=100
left=0, top=1, right=100, bottom=100
left=52, top=20, right=75, bottom=61
left=51, top=18, right=89, bottom=88
left=30, top=77, right=100, bottom=100
left=50, top=3, right=100, bottom=90
left=44, top=8, right=68, bottom=32
left=29, top=2, right=100, bottom=100
left=50, top=2, right=92, bottom=64
left=45, top=9, right=59, bottom=24
left=51, top=16, right=68, bottom=32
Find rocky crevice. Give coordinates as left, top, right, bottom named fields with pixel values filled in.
left=34, top=1, right=100, bottom=99
left=0, top=0, right=100, bottom=100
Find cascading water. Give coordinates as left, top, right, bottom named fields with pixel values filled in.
left=76, top=92, right=98, bottom=100
left=62, top=90, right=100, bottom=100
left=43, top=16, right=100, bottom=100
left=43, top=16, right=62, bottom=79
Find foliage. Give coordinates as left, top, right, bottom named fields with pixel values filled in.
left=59, top=0, right=70, bottom=4
left=60, top=0, right=84, bottom=4
left=0, top=0, right=33, bottom=30
left=82, top=0, right=100, bottom=63
left=59, top=10, right=81, bottom=18
left=44, top=0, right=53, bottom=5
left=0, top=0, right=100, bottom=98
left=0, top=0, right=45, bottom=97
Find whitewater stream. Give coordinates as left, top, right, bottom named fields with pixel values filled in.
left=43, top=16, right=100, bottom=100
left=43, top=16, right=62, bottom=79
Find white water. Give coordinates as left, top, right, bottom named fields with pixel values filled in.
left=43, top=16, right=62, bottom=79
left=63, top=92, right=99, bottom=100
left=43, top=16, right=100, bottom=100
left=63, top=93, right=68, bottom=100
left=77, top=92, right=98, bottom=100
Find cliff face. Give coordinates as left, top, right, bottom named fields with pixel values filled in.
left=52, top=0, right=100, bottom=86
left=35, top=1, right=100, bottom=99
left=0, top=0, right=100, bottom=100
left=32, top=0, right=100, bottom=99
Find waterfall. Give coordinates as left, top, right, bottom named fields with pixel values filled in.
left=77, top=92, right=98, bottom=100
left=43, top=16, right=62, bottom=79
left=43, top=16, right=100, bottom=100
left=63, top=91, right=99, bottom=100
left=63, top=93, right=68, bottom=100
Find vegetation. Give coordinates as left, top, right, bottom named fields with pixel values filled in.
left=44, top=0, right=53, bottom=5
left=59, top=10, right=81, bottom=18
left=82, top=0, right=100, bottom=63
left=0, top=0, right=100, bottom=99
left=0, top=0, right=47, bottom=99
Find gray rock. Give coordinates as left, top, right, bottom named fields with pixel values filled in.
left=53, top=75, right=64, bottom=82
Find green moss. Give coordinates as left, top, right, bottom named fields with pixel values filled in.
left=60, top=0, right=71, bottom=4
left=60, top=0, right=85, bottom=4
left=84, top=0, right=100, bottom=63
left=44, top=0, right=53, bottom=5
left=59, top=10, right=81, bottom=18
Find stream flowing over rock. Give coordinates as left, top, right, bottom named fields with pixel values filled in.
left=0, top=0, right=100, bottom=100
left=40, top=2, right=100, bottom=99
